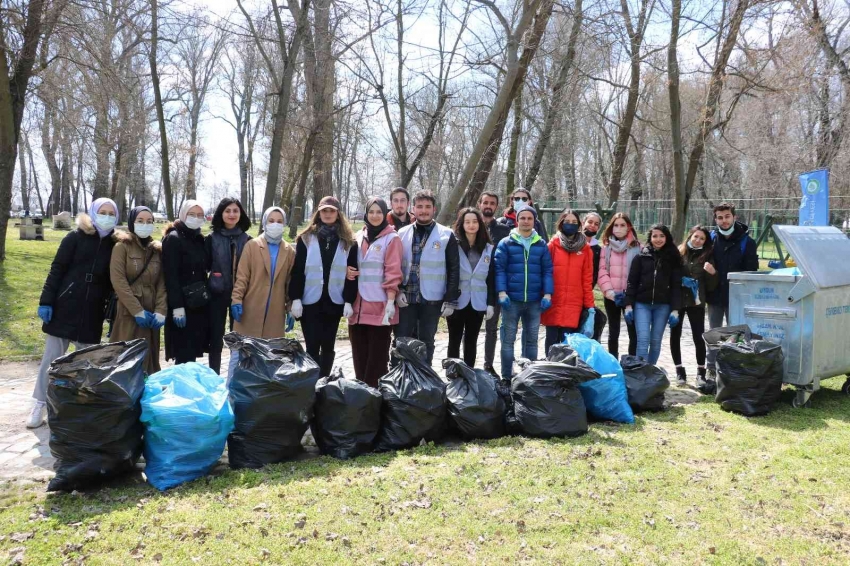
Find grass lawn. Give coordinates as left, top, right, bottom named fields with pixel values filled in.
left=1, top=378, right=849, bottom=564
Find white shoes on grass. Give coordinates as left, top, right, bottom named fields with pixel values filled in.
left=26, top=401, right=46, bottom=429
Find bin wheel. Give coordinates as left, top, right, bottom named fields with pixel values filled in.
left=792, top=390, right=812, bottom=409
left=842, top=379, right=850, bottom=396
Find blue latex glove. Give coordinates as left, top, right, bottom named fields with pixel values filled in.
left=498, top=293, right=511, bottom=309
left=668, top=312, right=680, bottom=328
left=173, top=313, right=186, bottom=328
left=541, top=296, right=552, bottom=311
left=150, top=313, right=166, bottom=329
left=37, top=305, right=53, bottom=324
left=581, top=307, right=596, bottom=337
left=231, top=304, right=243, bottom=323
left=286, top=313, right=295, bottom=332
left=134, top=311, right=152, bottom=328
left=624, top=308, right=634, bottom=325
left=682, top=276, right=700, bottom=305
left=614, top=292, right=626, bottom=307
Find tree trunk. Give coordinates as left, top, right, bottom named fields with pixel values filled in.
left=289, top=130, right=317, bottom=239
left=309, top=0, right=335, bottom=207
left=668, top=0, right=686, bottom=237
left=505, top=88, right=523, bottom=195
left=18, top=136, right=29, bottom=212
left=149, top=0, right=173, bottom=218
left=40, top=103, right=60, bottom=215
left=184, top=107, right=200, bottom=199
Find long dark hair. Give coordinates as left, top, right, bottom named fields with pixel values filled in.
left=646, top=224, right=682, bottom=266
left=555, top=209, right=581, bottom=233
left=601, top=212, right=640, bottom=246
left=453, top=207, right=491, bottom=253
left=211, top=197, right=251, bottom=232
left=678, top=225, right=714, bottom=264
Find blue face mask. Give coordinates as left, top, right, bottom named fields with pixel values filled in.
left=560, top=223, right=579, bottom=236
left=96, top=214, right=116, bottom=230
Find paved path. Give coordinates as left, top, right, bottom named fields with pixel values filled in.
left=0, top=318, right=701, bottom=483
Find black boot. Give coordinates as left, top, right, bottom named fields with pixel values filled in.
left=675, top=366, right=687, bottom=386
left=483, top=363, right=498, bottom=377
left=698, top=367, right=716, bottom=395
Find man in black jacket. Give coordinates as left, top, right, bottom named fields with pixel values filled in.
left=706, top=202, right=759, bottom=379
left=479, top=191, right=510, bottom=375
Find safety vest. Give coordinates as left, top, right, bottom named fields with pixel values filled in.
left=356, top=230, right=399, bottom=302
left=302, top=234, right=347, bottom=305
left=457, top=243, right=492, bottom=311
left=400, top=222, right=453, bottom=301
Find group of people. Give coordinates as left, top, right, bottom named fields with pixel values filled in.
left=26, top=188, right=759, bottom=430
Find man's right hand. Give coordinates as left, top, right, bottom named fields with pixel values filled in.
left=498, top=292, right=511, bottom=309
left=37, top=305, right=53, bottom=324
left=395, top=293, right=409, bottom=308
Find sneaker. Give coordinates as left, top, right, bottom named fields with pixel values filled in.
left=26, top=401, right=46, bottom=429
left=698, top=368, right=717, bottom=395
left=483, top=363, right=498, bottom=377
left=675, top=366, right=687, bottom=386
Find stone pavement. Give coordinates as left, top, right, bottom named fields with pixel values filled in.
left=0, top=318, right=701, bottom=484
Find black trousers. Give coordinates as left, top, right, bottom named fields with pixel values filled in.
left=446, top=304, right=486, bottom=367
left=544, top=326, right=579, bottom=358
left=670, top=305, right=707, bottom=366
left=604, top=298, right=637, bottom=359
left=207, top=293, right=232, bottom=375
left=301, top=309, right=341, bottom=377
left=396, top=301, right=442, bottom=365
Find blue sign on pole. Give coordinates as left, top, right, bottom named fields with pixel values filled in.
left=798, top=168, right=830, bottom=226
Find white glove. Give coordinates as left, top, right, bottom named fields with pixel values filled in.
left=343, top=302, right=354, bottom=318
left=441, top=302, right=455, bottom=317
left=384, top=300, right=395, bottom=321
left=604, top=290, right=616, bottom=301
left=395, top=293, right=409, bottom=308
left=173, top=307, right=185, bottom=318
left=485, top=305, right=495, bottom=320
left=291, top=299, right=303, bottom=319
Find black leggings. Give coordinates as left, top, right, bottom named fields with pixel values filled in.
left=301, top=311, right=341, bottom=377
left=670, top=305, right=706, bottom=366
left=446, top=304, right=485, bottom=367
left=604, top=298, right=637, bottom=359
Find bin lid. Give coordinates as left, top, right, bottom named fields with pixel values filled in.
left=772, top=225, right=850, bottom=289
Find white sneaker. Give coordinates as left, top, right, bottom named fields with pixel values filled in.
left=26, top=401, right=46, bottom=429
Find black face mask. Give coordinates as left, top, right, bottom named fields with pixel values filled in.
left=584, top=229, right=597, bottom=238
left=560, top=223, right=579, bottom=236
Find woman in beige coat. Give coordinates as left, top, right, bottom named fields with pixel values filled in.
left=109, top=206, right=167, bottom=375
left=229, top=207, right=295, bottom=376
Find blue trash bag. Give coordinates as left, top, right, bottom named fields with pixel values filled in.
left=565, top=333, right=625, bottom=380
left=577, top=375, right=635, bottom=424
left=141, top=363, right=234, bottom=491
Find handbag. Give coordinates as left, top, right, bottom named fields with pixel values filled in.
left=181, top=280, right=210, bottom=309
left=105, top=248, right=154, bottom=336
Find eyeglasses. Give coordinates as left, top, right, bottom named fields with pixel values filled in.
left=513, top=197, right=529, bottom=202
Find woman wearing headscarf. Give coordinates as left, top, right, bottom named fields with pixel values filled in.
left=109, top=206, right=167, bottom=375
left=204, top=197, right=252, bottom=375
left=289, top=196, right=359, bottom=377
left=162, top=199, right=209, bottom=364
left=229, top=207, right=296, bottom=377
left=347, top=197, right=402, bottom=387
left=28, top=198, right=119, bottom=428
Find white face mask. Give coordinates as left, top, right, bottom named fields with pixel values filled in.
left=134, top=223, right=155, bottom=239
left=613, top=226, right=628, bottom=239
left=264, top=222, right=284, bottom=239
left=185, top=216, right=205, bottom=230
left=96, top=214, right=116, bottom=230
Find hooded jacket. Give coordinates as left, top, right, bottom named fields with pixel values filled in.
left=494, top=231, right=554, bottom=302
left=39, top=213, right=116, bottom=344
left=541, top=237, right=595, bottom=329
left=708, top=221, right=759, bottom=307
left=625, top=245, right=684, bottom=311
left=597, top=234, right=642, bottom=296
left=497, top=209, right=549, bottom=243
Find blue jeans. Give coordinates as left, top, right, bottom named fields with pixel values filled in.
left=634, top=302, right=671, bottom=365
left=500, top=300, right=542, bottom=379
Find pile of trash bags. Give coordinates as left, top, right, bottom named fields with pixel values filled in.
left=563, top=335, right=635, bottom=424
left=141, top=363, right=234, bottom=491
left=708, top=325, right=784, bottom=416
left=46, top=340, right=147, bottom=492
left=224, top=333, right=321, bottom=468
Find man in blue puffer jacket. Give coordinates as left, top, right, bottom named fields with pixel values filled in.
left=494, top=204, right=554, bottom=380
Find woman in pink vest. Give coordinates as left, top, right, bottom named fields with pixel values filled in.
left=596, top=212, right=641, bottom=359
left=348, top=197, right=403, bottom=387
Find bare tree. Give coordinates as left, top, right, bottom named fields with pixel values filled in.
left=149, top=0, right=174, bottom=218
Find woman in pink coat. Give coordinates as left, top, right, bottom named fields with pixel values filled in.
left=596, top=212, right=641, bottom=359
left=348, top=197, right=403, bottom=387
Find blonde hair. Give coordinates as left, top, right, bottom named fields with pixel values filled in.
left=296, top=206, right=355, bottom=250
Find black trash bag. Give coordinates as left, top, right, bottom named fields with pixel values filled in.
left=702, top=325, right=763, bottom=396
left=443, top=359, right=506, bottom=440
left=510, top=362, right=588, bottom=438
left=311, top=368, right=382, bottom=459
left=374, top=338, right=448, bottom=452
left=619, top=355, right=670, bottom=412
left=495, top=378, right=520, bottom=435
left=715, top=337, right=784, bottom=416
left=224, top=333, right=321, bottom=468
left=47, top=340, right=147, bottom=492
left=545, top=344, right=602, bottom=382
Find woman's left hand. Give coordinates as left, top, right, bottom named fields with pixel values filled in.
left=346, top=266, right=359, bottom=280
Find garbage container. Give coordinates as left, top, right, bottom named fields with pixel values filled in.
left=728, top=225, right=850, bottom=407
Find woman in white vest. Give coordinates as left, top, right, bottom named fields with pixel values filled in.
left=289, top=196, right=359, bottom=377
left=347, top=197, right=403, bottom=386
left=446, top=207, right=495, bottom=366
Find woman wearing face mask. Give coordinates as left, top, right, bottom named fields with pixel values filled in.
left=541, top=210, right=596, bottom=354
left=28, top=198, right=119, bottom=428
left=289, top=196, right=359, bottom=377
left=497, top=189, right=549, bottom=242
left=229, top=207, right=296, bottom=376
left=162, top=200, right=210, bottom=365
left=625, top=224, right=683, bottom=365
left=446, top=207, right=495, bottom=367
left=670, top=226, right=717, bottom=386
left=109, top=206, right=167, bottom=375
left=205, top=198, right=252, bottom=375
left=347, top=197, right=403, bottom=386
left=597, top=213, right=641, bottom=359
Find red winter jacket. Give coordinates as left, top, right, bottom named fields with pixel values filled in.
left=541, top=238, right=595, bottom=329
